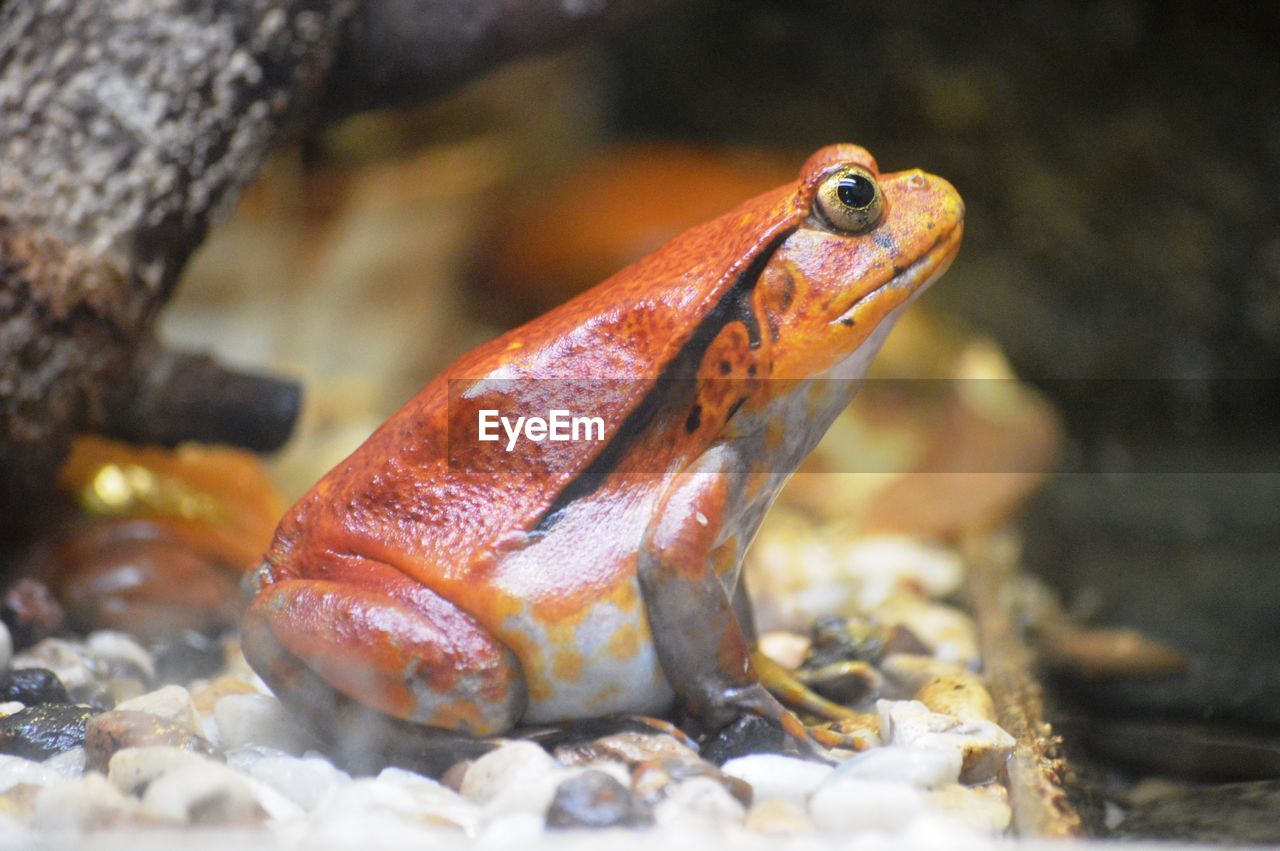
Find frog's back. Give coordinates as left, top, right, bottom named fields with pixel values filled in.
left=271, top=182, right=803, bottom=591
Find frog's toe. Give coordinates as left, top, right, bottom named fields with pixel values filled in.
left=243, top=574, right=527, bottom=737
left=751, top=650, right=860, bottom=722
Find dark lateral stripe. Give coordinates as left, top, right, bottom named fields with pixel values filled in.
left=530, top=227, right=796, bottom=536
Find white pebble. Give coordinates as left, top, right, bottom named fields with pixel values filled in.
left=305, top=775, right=479, bottom=836
left=248, top=754, right=351, bottom=810
left=829, top=745, right=961, bottom=789
left=809, top=777, right=926, bottom=833
left=0, top=701, right=24, bottom=717
left=42, top=747, right=87, bottom=778
left=879, top=700, right=1015, bottom=783
left=0, top=754, right=60, bottom=792
left=927, top=784, right=1012, bottom=835
left=116, top=685, right=200, bottom=734
left=843, top=536, right=964, bottom=610
left=475, top=812, right=546, bottom=845
left=87, top=630, right=155, bottom=680
left=460, top=741, right=561, bottom=816
left=142, top=760, right=302, bottom=824
left=33, top=772, right=149, bottom=830
left=108, top=746, right=220, bottom=795
left=213, top=693, right=318, bottom=754
left=652, top=777, right=746, bottom=828
left=721, top=754, right=833, bottom=805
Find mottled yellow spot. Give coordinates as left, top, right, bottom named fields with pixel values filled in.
left=604, top=576, right=640, bottom=613
left=431, top=700, right=492, bottom=735
left=552, top=648, right=584, bottom=682
left=607, top=624, right=642, bottom=660
left=587, top=684, right=623, bottom=710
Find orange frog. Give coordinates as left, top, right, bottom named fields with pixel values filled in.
left=242, top=144, right=963, bottom=765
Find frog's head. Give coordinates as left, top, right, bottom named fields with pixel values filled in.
left=752, top=144, right=964, bottom=381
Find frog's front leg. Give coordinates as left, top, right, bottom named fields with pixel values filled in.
left=639, top=445, right=819, bottom=755
left=242, top=558, right=526, bottom=770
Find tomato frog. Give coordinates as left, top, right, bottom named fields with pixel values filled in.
left=243, top=144, right=963, bottom=768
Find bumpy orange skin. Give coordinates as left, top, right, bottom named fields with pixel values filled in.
left=244, top=144, right=963, bottom=743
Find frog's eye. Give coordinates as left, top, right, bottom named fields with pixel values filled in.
left=815, top=167, right=884, bottom=234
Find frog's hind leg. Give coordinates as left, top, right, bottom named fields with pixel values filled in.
left=241, top=562, right=526, bottom=774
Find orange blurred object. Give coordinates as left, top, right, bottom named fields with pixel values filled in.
left=475, top=142, right=795, bottom=319
left=20, top=437, right=286, bottom=637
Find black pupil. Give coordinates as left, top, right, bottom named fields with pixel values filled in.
left=837, top=174, right=876, bottom=208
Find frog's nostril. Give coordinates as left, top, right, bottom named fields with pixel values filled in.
left=907, top=173, right=928, bottom=190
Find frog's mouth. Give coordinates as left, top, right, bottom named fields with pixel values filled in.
left=830, top=222, right=963, bottom=327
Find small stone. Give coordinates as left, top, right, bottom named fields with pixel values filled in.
left=86, top=630, right=155, bottom=682
left=0, top=668, right=69, bottom=705
left=68, top=682, right=114, bottom=712
left=721, top=754, right=832, bottom=806
left=0, top=702, right=23, bottom=718
left=149, top=630, right=226, bottom=685
left=304, top=773, right=479, bottom=836
left=141, top=760, right=300, bottom=825
left=213, top=693, right=318, bottom=754
left=0, top=579, right=65, bottom=650
left=878, top=700, right=1015, bottom=783
left=631, top=756, right=753, bottom=808
left=12, top=638, right=98, bottom=691
left=828, top=745, right=962, bottom=789
left=191, top=675, right=260, bottom=715
left=246, top=753, right=351, bottom=810
left=0, top=704, right=93, bottom=760
left=459, top=740, right=561, bottom=816
left=652, top=776, right=746, bottom=828
left=878, top=653, right=969, bottom=694
left=85, top=710, right=221, bottom=772
left=873, top=597, right=979, bottom=668
left=843, top=536, right=965, bottom=610
left=33, top=771, right=148, bottom=830
left=809, top=777, right=926, bottom=833
left=701, top=714, right=790, bottom=764
left=928, top=783, right=1012, bottom=835
left=546, top=769, right=652, bottom=829
left=744, top=797, right=812, bottom=834
left=914, top=673, right=996, bottom=722
left=554, top=729, right=700, bottom=768
left=107, top=745, right=217, bottom=794
left=42, top=746, right=87, bottom=778
left=116, top=685, right=200, bottom=733
left=758, top=631, right=810, bottom=669
left=0, top=754, right=59, bottom=793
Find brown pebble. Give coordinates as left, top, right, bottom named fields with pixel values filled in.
left=914, top=673, right=997, bottom=722
left=554, top=730, right=701, bottom=768
left=0, top=579, right=66, bottom=649
left=85, top=710, right=221, bottom=772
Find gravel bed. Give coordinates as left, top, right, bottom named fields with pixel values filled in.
left=0, top=535, right=1021, bottom=845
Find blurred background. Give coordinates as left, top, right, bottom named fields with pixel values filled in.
left=154, top=0, right=1278, bottom=839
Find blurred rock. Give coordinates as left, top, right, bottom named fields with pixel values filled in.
left=85, top=710, right=220, bottom=773
left=0, top=705, right=93, bottom=760
left=0, top=670, right=69, bottom=707
left=545, top=769, right=652, bottom=829
left=0, top=580, right=65, bottom=651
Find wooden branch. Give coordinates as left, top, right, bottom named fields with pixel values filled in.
left=0, top=0, right=674, bottom=522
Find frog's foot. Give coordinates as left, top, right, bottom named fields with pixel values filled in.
left=751, top=652, right=880, bottom=753
left=242, top=568, right=527, bottom=773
